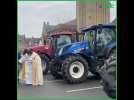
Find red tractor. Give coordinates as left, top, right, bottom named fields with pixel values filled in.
left=30, top=31, right=79, bottom=74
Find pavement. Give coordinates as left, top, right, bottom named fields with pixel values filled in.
left=18, top=73, right=110, bottom=99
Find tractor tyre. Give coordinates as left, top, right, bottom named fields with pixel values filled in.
left=40, top=54, right=50, bottom=75
left=102, top=48, right=116, bottom=98
left=50, top=61, right=62, bottom=79
left=103, top=82, right=116, bottom=99
left=62, top=55, right=88, bottom=84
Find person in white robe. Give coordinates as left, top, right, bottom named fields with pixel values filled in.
left=19, top=49, right=44, bottom=86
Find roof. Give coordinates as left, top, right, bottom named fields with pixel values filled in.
left=80, top=23, right=116, bottom=32
left=50, top=31, right=76, bottom=36
left=43, top=19, right=77, bottom=34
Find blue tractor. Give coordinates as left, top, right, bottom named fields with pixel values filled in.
left=50, top=23, right=116, bottom=84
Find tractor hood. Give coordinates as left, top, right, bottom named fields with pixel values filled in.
left=30, top=45, right=50, bottom=50
left=30, top=45, right=53, bottom=57
left=56, top=40, right=92, bottom=56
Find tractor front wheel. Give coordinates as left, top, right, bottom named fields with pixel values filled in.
left=101, top=48, right=116, bottom=98
left=62, top=55, right=89, bottom=84
left=40, top=54, right=50, bottom=75
left=50, top=61, right=62, bottom=79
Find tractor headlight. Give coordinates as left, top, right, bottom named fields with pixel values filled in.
left=58, top=48, right=63, bottom=56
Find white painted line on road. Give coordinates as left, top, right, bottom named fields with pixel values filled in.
left=65, top=86, right=103, bottom=93
left=44, top=80, right=63, bottom=83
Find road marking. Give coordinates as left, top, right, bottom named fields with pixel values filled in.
left=65, top=86, right=103, bottom=93
left=44, top=80, right=63, bottom=83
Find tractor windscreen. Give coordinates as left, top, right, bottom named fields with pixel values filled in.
left=56, top=35, right=72, bottom=49
left=96, top=28, right=115, bottom=46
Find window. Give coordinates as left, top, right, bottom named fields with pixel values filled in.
left=84, top=30, right=95, bottom=42
left=46, top=38, right=51, bottom=45
left=96, top=28, right=115, bottom=55
left=96, top=28, right=114, bottom=46
left=56, top=35, right=71, bottom=48
left=84, top=30, right=96, bottom=49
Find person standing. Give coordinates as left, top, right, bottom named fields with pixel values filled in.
left=19, top=49, right=32, bottom=85
left=19, top=49, right=44, bottom=86
left=18, top=50, right=23, bottom=72
left=30, top=49, right=44, bottom=86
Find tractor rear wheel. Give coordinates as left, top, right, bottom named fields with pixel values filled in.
left=62, top=55, right=89, bottom=84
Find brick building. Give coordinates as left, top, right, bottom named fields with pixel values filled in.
left=76, top=0, right=110, bottom=32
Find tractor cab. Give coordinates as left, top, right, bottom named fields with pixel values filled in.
left=81, top=24, right=116, bottom=58
left=47, top=31, right=77, bottom=56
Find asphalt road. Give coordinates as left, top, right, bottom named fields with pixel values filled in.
left=18, top=74, right=110, bottom=99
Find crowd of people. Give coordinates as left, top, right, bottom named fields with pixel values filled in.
left=18, top=48, right=44, bottom=87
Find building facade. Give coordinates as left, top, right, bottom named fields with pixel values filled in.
left=18, top=35, right=28, bottom=51
left=76, top=0, right=110, bottom=32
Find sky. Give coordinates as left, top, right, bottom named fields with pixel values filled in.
left=18, top=1, right=76, bottom=38
left=18, top=1, right=116, bottom=38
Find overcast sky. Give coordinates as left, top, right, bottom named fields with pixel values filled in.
left=18, top=1, right=76, bottom=38
left=18, top=1, right=116, bottom=38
